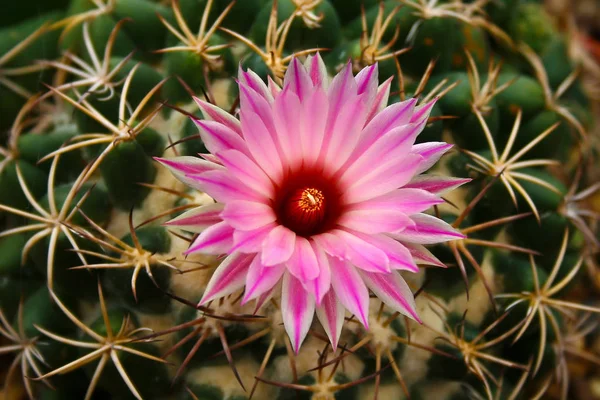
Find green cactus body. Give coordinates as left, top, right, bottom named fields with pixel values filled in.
left=1, top=1, right=600, bottom=400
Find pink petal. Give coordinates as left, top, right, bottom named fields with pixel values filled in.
left=344, top=154, right=424, bottom=204
left=340, top=121, right=424, bottom=184
left=360, top=270, right=421, bottom=322
left=242, top=256, right=286, bottom=304
left=391, top=213, right=465, bottom=244
left=305, top=53, right=328, bottom=88
left=232, top=223, right=277, bottom=253
left=304, top=242, right=331, bottom=305
left=199, top=253, right=253, bottom=305
left=357, top=97, right=418, bottom=153
left=349, top=188, right=443, bottom=217
left=155, top=156, right=222, bottom=190
left=287, top=236, right=320, bottom=282
left=273, top=88, right=304, bottom=166
left=301, top=88, right=329, bottom=167
left=220, top=200, right=276, bottom=230
left=410, top=98, right=438, bottom=124
left=316, top=289, right=345, bottom=349
left=333, top=230, right=390, bottom=273
left=261, top=225, right=296, bottom=266
left=355, top=63, right=378, bottom=95
left=312, top=231, right=347, bottom=260
left=254, top=285, right=277, bottom=313
left=240, top=110, right=283, bottom=183
left=194, top=119, right=248, bottom=156
left=402, top=242, right=446, bottom=267
left=185, top=221, right=234, bottom=255
left=189, top=170, right=263, bottom=203
left=217, top=149, right=274, bottom=196
left=283, top=58, right=312, bottom=101
left=329, top=256, right=370, bottom=327
left=412, top=142, right=453, bottom=174
left=359, top=233, right=419, bottom=272
left=365, top=77, right=392, bottom=123
left=405, top=175, right=471, bottom=195
left=327, top=62, right=356, bottom=110
left=239, top=83, right=277, bottom=136
left=239, top=67, right=274, bottom=104
left=199, top=153, right=221, bottom=164
left=281, top=272, right=315, bottom=353
left=318, top=63, right=357, bottom=168
left=338, top=206, right=414, bottom=234
left=355, top=63, right=378, bottom=111
left=164, top=203, right=223, bottom=232
left=194, top=97, right=241, bottom=135
left=267, top=76, right=282, bottom=98
left=321, top=94, right=367, bottom=171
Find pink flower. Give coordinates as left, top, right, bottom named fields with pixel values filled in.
left=158, top=55, right=469, bottom=352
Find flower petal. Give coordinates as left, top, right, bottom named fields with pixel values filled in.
left=282, top=272, right=315, bottom=353
left=217, top=149, right=274, bottom=196
left=267, top=76, right=282, bottom=98
left=240, top=110, right=284, bottom=183
left=338, top=206, right=414, bottom=234
left=318, top=63, right=360, bottom=166
left=357, top=233, right=419, bottom=272
left=164, top=203, right=223, bottom=233
left=254, top=284, right=278, bottom=313
left=242, top=256, right=285, bottom=304
left=305, top=242, right=331, bottom=305
left=348, top=188, right=443, bottom=217
left=194, top=97, right=241, bottom=135
left=322, top=94, right=367, bottom=171
left=312, top=231, right=347, bottom=260
left=301, top=88, right=329, bottom=167
left=412, top=142, right=453, bottom=174
left=283, top=58, right=312, bottom=101
left=329, top=257, right=370, bottom=327
left=355, top=63, right=378, bottom=112
left=189, top=170, right=263, bottom=203
left=261, top=225, right=296, bottom=266
left=155, top=156, right=221, bottom=189
left=402, top=242, right=446, bottom=267
left=273, top=88, right=304, bottom=166
left=239, top=67, right=274, bottom=104
left=304, top=53, right=328, bottom=88
left=195, top=119, right=249, bottom=156
left=365, top=77, right=392, bottom=123
left=410, top=98, right=437, bottom=123
left=357, top=97, right=417, bottom=153
left=404, top=175, right=471, bottom=195
left=344, top=154, right=424, bottom=204
left=185, top=221, right=234, bottom=255
left=221, top=200, right=276, bottom=230
left=333, top=230, right=390, bottom=273
left=316, top=289, right=345, bottom=349
left=360, top=270, right=421, bottom=322
left=199, top=253, right=253, bottom=305
left=341, top=121, right=423, bottom=183
left=232, top=223, right=276, bottom=253
left=391, top=213, right=465, bottom=244
left=239, top=82, right=277, bottom=135
left=287, top=237, right=320, bottom=282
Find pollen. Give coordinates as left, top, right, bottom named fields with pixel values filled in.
left=279, top=185, right=331, bottom=236
left=299, top=188, right=325, bottom=212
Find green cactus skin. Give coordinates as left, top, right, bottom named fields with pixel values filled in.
left=1, top=1, right=599, bottom=399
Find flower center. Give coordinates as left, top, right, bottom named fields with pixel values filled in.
left=274, top=168, right=343, bottom=237
left=298, top=187, right=325, bottom=212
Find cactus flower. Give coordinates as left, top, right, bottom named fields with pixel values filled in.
left=158, top=54, right=469, bottom=352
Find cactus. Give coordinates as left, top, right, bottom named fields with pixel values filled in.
left=1, top=1, right=600, bottom=399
